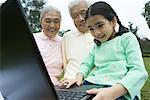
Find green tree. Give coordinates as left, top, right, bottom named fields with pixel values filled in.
left=142, top=1, right=150, bottom=28
left=128, top=22, right=139, bottom=36
left=21, top=0, right=46, bottom=33
left=58, top=29, right=71, bottom=37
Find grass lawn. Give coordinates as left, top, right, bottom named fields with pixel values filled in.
left=141, top=57, right=150, bottom=100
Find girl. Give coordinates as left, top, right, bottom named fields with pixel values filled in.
left=60, top=1, right=148, bottom=100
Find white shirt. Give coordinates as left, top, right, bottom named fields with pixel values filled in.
left=62, top=30, right=94, bottom=79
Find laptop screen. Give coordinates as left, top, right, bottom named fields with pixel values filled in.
left=0, top=0, right=58, bottom=100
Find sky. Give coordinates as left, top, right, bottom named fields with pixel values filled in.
left=47, top=0, right=150, bottom=39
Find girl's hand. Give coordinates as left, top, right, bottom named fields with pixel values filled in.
left=86, top=87, right=115, bottom=100
left=59, top=73, right=84, bottom=88
left=86, top=84, right=127, bottom=100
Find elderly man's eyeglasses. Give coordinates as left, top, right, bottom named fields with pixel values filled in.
left=72, top=10, right=86, bottom=19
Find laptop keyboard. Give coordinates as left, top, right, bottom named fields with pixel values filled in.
left=57, top=90, right=90, bottom=100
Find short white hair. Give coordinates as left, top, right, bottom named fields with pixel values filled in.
left=40, top=5, right=61, bottom=22
left=68, top=0, right=91, bottom=16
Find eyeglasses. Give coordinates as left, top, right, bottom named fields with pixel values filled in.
left=72, top=10, right=86, bottom=19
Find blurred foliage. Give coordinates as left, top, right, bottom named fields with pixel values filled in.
left=128, top=22, right=139, bottom=37
left=20, top=0, right=46, bottom=33
left=142, top=1, right=150, bottom=28
left=58, top=29, right=71, bottom=37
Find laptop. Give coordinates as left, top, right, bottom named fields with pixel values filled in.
left=0, top=0, right=101, bottom=100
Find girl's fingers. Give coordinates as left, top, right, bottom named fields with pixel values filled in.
left=86, top=88, right=100, bottom=94
left=92, top=93, right=102, bottom=100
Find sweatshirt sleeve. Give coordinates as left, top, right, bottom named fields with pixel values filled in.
left=80, top=46, right=95, bottom=78
left=118, top=33, right=148, bottom=100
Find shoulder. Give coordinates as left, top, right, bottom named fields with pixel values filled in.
left=120, top=32, right=138, bottom=43
left=33, top=32, right=42, bottom=38
left=121, top=32, right=137, bottom=40
left=63, top=31, right=72, bottom=38
left=33, top=32, right=41, bottom=35
left=63, top=30, right=81, bottom=37
left=62, top=30, right=78, bottom=40
left=120, top=32, right=139, bottom=48
left=56, top=35, right=62, bottom=42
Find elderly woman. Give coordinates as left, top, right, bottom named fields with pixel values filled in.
left=33, top=6, right=63, bottom=85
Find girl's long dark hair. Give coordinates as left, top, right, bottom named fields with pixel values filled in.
left=85, top=1, right=129, bottom=46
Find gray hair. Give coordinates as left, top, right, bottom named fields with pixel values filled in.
left=40, top=5, right=61, bottom=22
left=68, top=0, right=91, bottom=16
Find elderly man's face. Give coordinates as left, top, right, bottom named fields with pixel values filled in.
left=41, top=11, right=61, bottom=38
left=71, top=2, right=88, bottom=33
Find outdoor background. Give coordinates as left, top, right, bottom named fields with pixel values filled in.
left=1, top=0, right=149, bottom=99
left=21, top=0, right=150, bottom=99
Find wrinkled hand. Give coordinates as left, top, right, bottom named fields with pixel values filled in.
left=59, top=73, right=83, bottom=88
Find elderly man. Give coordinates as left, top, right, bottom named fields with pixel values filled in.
left=61, top=0, right=94, bottom=81
left=34, top=6, right=63, bottom=85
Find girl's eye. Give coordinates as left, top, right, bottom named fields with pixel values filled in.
left=89, top=28, right=94, bottom=31
left=98, top=24, right=103, bottom=28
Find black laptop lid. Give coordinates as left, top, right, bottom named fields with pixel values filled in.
left=0, top=0, right=58, bottom=100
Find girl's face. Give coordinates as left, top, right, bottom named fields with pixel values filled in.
left=86, top=15, right=116, bottom=42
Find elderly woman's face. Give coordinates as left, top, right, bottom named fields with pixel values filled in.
left=41, top=11, right=61, bottom=38
left=71, top=2, right=88, bottom=33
